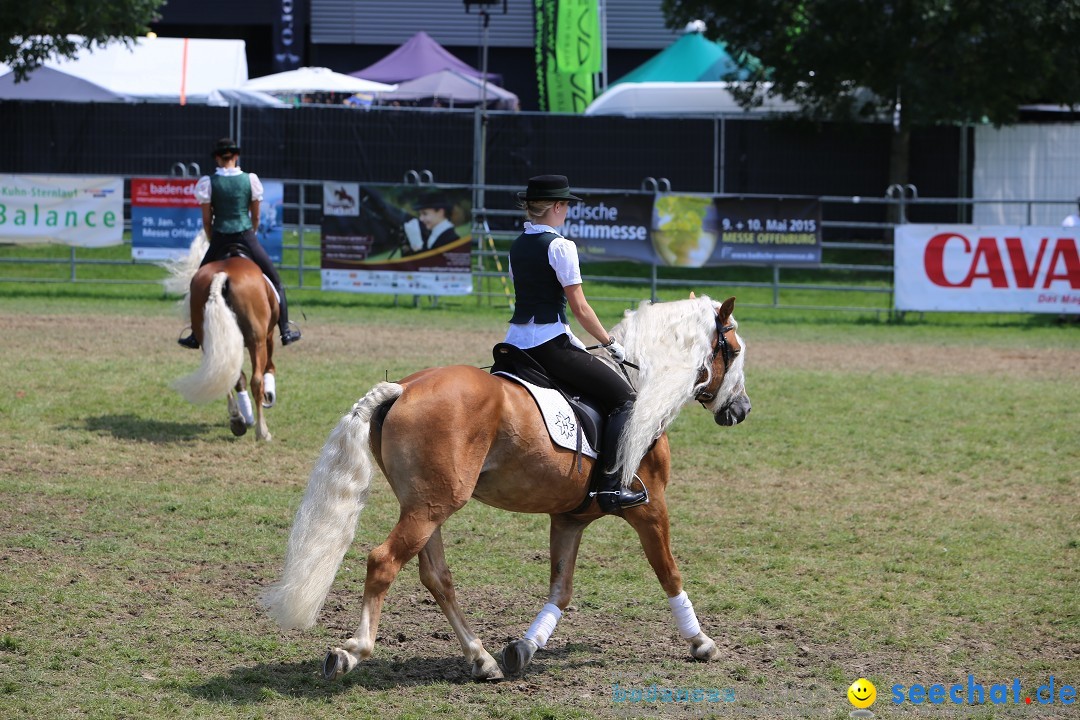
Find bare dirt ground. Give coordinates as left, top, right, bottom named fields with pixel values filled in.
left=3, top=311, right=1077, bottom=720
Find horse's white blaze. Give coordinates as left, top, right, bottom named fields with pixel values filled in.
left=260, top=382, right=404, bottom=630
left=171, top=272, right=244, bottom=404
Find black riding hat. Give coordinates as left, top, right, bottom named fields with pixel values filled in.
left=517, top=174, right=582, bottom=202
left=213, top=137, right=241, bottom=156
left=413, top=190, right=452, bottom=212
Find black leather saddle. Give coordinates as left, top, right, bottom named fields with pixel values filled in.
left=222, top=243, right=253, bottom=261
left=491, top=343, right=605, bottom=455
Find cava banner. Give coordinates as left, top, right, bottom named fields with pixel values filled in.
left=0, top=174, right=122, bottom=246
left=895, top=225, right=1080, bottom=313
left=320, top=183, right=472, bottom=295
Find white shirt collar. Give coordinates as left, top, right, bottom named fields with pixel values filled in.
left=214, top=167, right=243, bottom=176
left=430, top=219, right=455, bottom=238
left=523, top=221, right=561, bottom=234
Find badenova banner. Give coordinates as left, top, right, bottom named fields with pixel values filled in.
left=130, top=178, right=201, bottom=260
left=895, top=224, right=1080, bottom=313
left=0, top=174, right=122, bottom=246
left=130, top=178, right=284, bottom=262
left=320, top=182, right=473, bottom=295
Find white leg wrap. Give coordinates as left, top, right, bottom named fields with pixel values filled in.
left=523, top=603, right=562, bottom=648
left=668, top=591, right=701, bottom=639
left=237, top=390, right=255, bottom=426
left=262, top=373, right=276, bottom=408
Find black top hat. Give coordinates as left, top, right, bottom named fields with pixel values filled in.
left=413, top=191, right=452, bottom=212
left=213, top=137, right=241, bottom=156
left=517, top=174, right=582, bottom=202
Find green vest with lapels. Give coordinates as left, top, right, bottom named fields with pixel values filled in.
left=210, top=173, right=253, bottom=233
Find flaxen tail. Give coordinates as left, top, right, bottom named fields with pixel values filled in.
left=260, top=382, right=404, bottom=630
left=171, top=272, right=243, bottom=404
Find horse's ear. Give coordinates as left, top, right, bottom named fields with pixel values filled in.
left=689, top=291, right=696, bottom=299
left=718, top=296, right=736, bottom=321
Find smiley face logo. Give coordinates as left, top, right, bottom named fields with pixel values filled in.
left=848, top=678, right=876, bottom=708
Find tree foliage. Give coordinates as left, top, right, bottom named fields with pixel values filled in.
left=662, top=0, right=1080, bottom=129
left=1, top=0, right=165, bottom=80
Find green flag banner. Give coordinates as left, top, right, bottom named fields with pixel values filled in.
left=555, top=0, right=601, bottom=74
left=536, top=0, right=596, bottom=113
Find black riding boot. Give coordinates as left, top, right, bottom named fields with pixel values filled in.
left=594, top=402, right=649, bottom=513
left=178, top=329, right=200, bottom=349
left=276, top=290, right=301, bottom=346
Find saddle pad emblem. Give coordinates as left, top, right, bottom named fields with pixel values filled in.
left=494, top=372, right=598, bottom=458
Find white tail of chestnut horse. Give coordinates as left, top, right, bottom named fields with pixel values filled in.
left=170, top=272, right=244, bottom=404
left=260, top=382, right=404, bottom=630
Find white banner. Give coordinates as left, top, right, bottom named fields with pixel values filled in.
left=322, top=268, right=473, bottom=295
left=0, top=175, right=124, bottom=246
left=895, top=224, right=1080, bottom=313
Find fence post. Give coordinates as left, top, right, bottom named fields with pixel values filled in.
left=297, top=182, right=305, bottom=289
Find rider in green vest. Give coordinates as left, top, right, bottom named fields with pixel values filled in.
left=178, top=138, right=301, bottom=349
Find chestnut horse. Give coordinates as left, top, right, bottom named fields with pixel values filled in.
left=261, top=295, right=750, bottom=680
left=166, top=233, right=280, bottom=441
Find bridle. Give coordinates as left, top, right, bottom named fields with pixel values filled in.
left=694, top=315, right=737, bottom=405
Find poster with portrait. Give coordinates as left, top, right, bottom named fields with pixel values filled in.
left=320, top=183, right=473, bottom=295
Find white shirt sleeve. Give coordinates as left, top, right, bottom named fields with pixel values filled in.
left=194, top=176, right=212, bottom=204
left=547, top=237, right=582, bottom=287
left=248, top=173, right=264, bottom=202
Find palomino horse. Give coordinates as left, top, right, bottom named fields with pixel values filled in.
left=166, top=232, right=280, bottom=441
left=261, top=295, right=750, bottom=680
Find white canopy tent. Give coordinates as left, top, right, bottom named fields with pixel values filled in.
left=585, top=82, right=799, bottom=117
left=41, top=36, right=249, bottom=103
left=243, top=67, right=396, bottom=94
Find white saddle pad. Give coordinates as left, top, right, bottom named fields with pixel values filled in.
left=494, top=372, right=598, bottom=458
left=262, top=275, right=280, bottom=304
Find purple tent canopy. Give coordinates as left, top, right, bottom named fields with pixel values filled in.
left=351, top=31, right=499, bottom=84
left=379, top=70, right=518, bottom=110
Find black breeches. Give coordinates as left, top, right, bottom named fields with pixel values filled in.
left=521, top=334, right=636, bottom=413
left=522, top=334, right=635, bottom=473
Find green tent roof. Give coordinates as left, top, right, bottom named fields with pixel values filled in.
left=613, top=32, right=757, bottom=86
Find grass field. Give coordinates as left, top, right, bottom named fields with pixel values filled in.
left=0, top=284, right=1077, bottom=720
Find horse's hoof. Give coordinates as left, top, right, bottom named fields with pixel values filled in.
left=500, top=638, right=538, bottom=676
left=229, top=418, right=247, bottom=437
left=471, top=655, right=504, bottom=682
left=690, top=636, right=720, bottom=662
left=323, top=646, right=358, bottom=680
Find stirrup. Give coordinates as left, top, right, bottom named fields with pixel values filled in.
left=593, top=474, right=649, bottom=512
left=280, top=321, right=302, bottom=346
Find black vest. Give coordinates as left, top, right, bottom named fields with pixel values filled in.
left=509, top=231, right=569, bottom=324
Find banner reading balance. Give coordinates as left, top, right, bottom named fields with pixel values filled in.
left=0, top=174, right=122, bottom=246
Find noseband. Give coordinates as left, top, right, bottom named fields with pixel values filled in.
left=694, top=315, right=736, bottom=405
